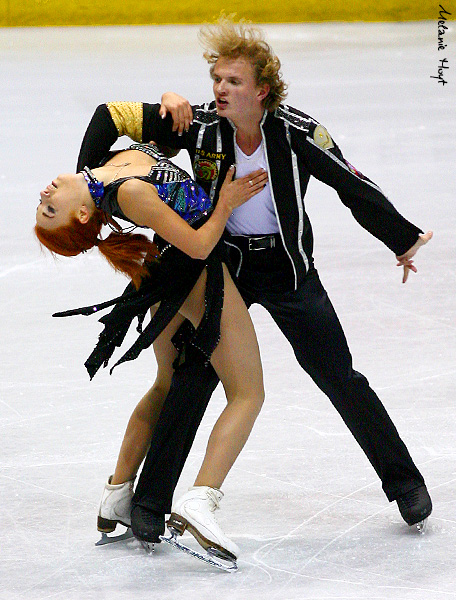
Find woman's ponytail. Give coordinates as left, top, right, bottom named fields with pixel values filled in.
left=97, top=231, right=159, bottom=288
left=35, top=212, right=159, bottom=288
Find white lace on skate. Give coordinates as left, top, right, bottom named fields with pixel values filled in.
left=198, top=487, right=222, bottom=528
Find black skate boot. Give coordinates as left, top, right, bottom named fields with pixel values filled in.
left=131, top=505, right=165, bottom=547
left=396, top=485, right=432, bottom=528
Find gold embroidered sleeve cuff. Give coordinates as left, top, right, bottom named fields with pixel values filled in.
left=107, top=101, right=143, bottom=142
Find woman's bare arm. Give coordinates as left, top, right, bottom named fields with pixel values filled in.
left=117, top=167, right=268, bottom=260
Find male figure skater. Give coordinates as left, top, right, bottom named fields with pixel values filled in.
left=79, top=16, right=433, bottom=545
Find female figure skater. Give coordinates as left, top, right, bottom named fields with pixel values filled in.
left=35, top=142, right=268, bottom=564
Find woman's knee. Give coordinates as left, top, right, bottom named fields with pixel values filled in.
left=255, top=387, right=265, bottom=413
left=249, top=394, right=265, bottom=422
left=227, top=384, right=265, bottom=416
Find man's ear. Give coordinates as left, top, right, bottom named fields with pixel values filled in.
left=257, top=84, right=270, bottom=102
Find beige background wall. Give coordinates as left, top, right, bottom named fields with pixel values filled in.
left=0, top=0, right=442, bottom=27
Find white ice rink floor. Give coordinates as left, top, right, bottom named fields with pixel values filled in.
left=1, top=21, right=455, bottom=600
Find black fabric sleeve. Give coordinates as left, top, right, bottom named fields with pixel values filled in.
left=141, top=103, right=193, bottom=150
left=76, top=102, right=194, bottom=173
left=76, top=104, right=119, bottom=171
left=296, top=124, right=422, bottom=255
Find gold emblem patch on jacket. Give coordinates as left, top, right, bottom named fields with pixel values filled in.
left=194, top=158, right=219, bottom=181
left=313, top=125, right=334, bottom=150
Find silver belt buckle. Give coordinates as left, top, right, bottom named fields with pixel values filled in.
left=249, top=236, right=264, bottom=251
left=248, top=235, right=275, bottom=251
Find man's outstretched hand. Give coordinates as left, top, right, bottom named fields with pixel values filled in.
left=396, top=231, right=433, bottom=283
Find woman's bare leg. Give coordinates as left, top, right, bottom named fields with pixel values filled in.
left=178, top=264, right=264, bottom=489
left=111, top=262, right=264, bottom=491
left=111, top=308, right=185, bottom=485
left=110, top=386, right=166, bottom=485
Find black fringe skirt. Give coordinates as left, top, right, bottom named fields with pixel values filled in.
left=53, top=239, right=226, bottom=380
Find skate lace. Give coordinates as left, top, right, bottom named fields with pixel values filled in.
left=207, top=489, right=221, bottom=513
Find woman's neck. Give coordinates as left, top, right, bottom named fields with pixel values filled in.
left=92, top=163, right=131, bottom=186
left=91, top=148, right=157, bottom=185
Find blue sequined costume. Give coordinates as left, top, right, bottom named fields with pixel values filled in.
left=55, top=144, right=226, bottom=379
left=100, top=143, right=213, bottom=226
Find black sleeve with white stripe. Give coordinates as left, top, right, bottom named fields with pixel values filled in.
left=297, top=124, right=422, bottom=256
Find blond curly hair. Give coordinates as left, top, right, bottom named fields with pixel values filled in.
left=198, top=14, right=287, bottom=111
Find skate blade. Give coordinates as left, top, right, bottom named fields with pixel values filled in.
left=160, top=531, right=238, bottom=572
left=95, top=528, right=135, bottom=546
left=415, top=517, right=428, bottom=534
left=139, top=539, right=155, bottom=553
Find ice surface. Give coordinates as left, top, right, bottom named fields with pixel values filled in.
left=0, top=22, right=455, bottom=600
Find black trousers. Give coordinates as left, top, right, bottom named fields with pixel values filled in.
left=132, top=237, right=425, bottom=514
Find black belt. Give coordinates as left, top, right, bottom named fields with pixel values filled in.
left=227, top=234, right=280, bottom=251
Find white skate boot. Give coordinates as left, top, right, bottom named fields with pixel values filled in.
left=160, top=486, right=239, bottom=571
left=97, top=476, right=134, bottom=535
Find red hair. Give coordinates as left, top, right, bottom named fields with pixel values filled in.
left=34, top=211, right=159, bottom=289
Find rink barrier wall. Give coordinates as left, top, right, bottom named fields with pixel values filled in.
left=0, top=0, right=445, bottom=27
